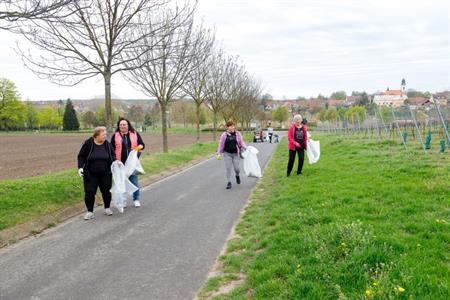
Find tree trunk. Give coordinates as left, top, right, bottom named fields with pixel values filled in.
left=213, top=111, right=218, bottom=141
left=160, top=102, right=169, bottom=153
left=104, top=71, right=112, bottom=132
left=196, top=102, right=201, bottom=143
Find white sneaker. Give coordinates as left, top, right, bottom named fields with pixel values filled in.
left=134, top=201, right=141, bottom=207
left=104, top=208, right=113, bottom=216
left=84, top=212, right=94, bottom=220
left=123, top=201, right=127, bottom=208
left=117, top=206, right=124, bottom=213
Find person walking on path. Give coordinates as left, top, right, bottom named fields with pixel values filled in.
left=267, top=123, right=274, bottom=143
left=217, top=120, right=247, bottom=189
left=287, top=114, right=308, bottom=177
left=77, top=126, right=117, bottom=220
left=111, top=118, right=145, bottom=207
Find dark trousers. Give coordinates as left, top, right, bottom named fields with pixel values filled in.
left=83, top=173, right=112, bottom=212
left=269, top=133, right=273, bottom=143
left=287, top=148, right=304, bottom=176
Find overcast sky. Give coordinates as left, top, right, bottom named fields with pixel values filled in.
left=0, top=0, right=448, bottom=100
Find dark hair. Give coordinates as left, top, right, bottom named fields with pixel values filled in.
left=115, top=117, right=135, bottom=133
left=301, top=118, right=308, bottom=125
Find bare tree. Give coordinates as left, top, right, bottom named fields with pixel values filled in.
left=0, top=0, right=73, bottom=29
left=16, top=0, right=181, bottom=129
left=122, top=5, right=197, bottom=152
left=235, top=76, right=262, bottom=131
left=220, top=62, right=249, bottom=123
left=182, top=25, right=215, bottom=141
left=204, top=50, right=237, bottom=140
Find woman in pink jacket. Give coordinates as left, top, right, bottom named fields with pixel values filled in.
left=287, top=114, right=308, bottom=176
left=217, top=120, right=247, bottom=189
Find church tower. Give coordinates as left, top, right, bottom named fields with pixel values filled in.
left=401, top=78, right=406, bottom=93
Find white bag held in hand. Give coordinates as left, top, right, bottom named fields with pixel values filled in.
left=306, top=139, right=320, bottom=164
left=242, top=146, right=262, bottom=178
left=124, top=150, right=145, bottom=177
left=110, top=161, right=138, bottom=210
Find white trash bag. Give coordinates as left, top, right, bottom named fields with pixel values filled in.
left=124, top=150, right=145, bottom=177
left=306, top=139, right=320, bottom=164
left=110, top=161, right=138, bottom=212
left=242, top=145, right=262, bottom=178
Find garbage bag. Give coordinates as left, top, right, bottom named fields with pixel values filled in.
left=124, top=150, right=145, bottom=177
left=242, top=146, right=262, bottom=178
left=110, top=161, right=138, bottom=210
left=306, top=139, right=320, bottom=164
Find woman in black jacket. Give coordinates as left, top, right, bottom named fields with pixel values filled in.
left=77, top=126, right=117, bottom=220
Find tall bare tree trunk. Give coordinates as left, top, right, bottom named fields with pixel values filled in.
left=213, top=111, right=218, bottom=141
left=160, top=101, right=168, bottom=153
left=104, top=71, right=112, bottom=131
left=196, top=102, right=201, bottom=142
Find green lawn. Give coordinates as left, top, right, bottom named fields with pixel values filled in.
left=0, top=141, right=218, bottom=231
left=200, top=135, right=449, bottom=299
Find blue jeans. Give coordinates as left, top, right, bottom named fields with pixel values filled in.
left=129, top=174, right=140, bottom=201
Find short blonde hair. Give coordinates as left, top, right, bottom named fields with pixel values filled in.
left=293, top=114, right=303, bottom=122
left=92, top=126, right=107, bottom=138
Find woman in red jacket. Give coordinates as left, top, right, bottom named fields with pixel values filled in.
left=287, top=114, right=308, bottom=176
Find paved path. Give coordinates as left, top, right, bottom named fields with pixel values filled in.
left=0, top=140, right=278, bottom=300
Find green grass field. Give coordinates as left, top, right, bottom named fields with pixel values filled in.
left=0, top=141, right=219, bottom=231
left=200, top=135, right=449, bottom=299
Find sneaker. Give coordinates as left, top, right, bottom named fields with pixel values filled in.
left=134, top=200, right=141, bottom=207
left=235, top=175, right=241, bottom=184
left=117, top=206, right=124, bottom=213
left=123, top=201, right=127, bottom=208
left=297, top=172, right=303, bottom=175
left=104, top=208, right=113, bottom=216
left=226, top=182, right=232, bottom=189
left=84, top=212, right=94, bottom=220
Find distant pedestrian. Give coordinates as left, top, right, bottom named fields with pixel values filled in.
left=217, top=120, right=247, bottom=189
left=77, top=126, right=117, bottom=220
left=267, top=123, right=274, bottom=143
left=287, top=114, right=308, bottom=176
left=111, top=118, right=145, bottom=207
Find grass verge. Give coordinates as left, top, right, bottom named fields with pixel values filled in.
left=199, top=135, right=449, bottom=299
left=0, top=140, right=218, bottom=231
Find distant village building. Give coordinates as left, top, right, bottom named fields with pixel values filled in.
left=406, top=97, right=427, bottom=109
left=373, top=78, right=408, bottom=107
left=328, top=99, right=345, bottom=107
left=434, top=91, right=449, bottom=106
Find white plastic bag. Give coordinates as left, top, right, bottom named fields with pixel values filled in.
left=242, top=146, right=262, bottom=178
left=110, top=161, right=138, bottom=211
left=306, top=139, right=320, bottom=164
left=124, top=150, right=145, bottom=177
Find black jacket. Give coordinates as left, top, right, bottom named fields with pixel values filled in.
left=77, top=138, right=116, bottom=174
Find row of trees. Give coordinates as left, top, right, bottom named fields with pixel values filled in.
left=3, top=0, right=263, bottom=152
left=0, top=77, right=80, bottom=130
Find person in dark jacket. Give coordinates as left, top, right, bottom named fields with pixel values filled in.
left=77, top=126, right=117, bottom=220
left=111, top=118, right=145, bottom=207
left=217, top=120, right=247, bottom=189
left=287, top=114, right=308, bottom=177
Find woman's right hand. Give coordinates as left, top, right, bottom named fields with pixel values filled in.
left=78, top=168, right=84, bottom=177
left=216, top=154, right=222, bottom=160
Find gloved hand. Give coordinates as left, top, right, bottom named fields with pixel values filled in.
left=133, top=145, right=144, bottom=151
left=78, top=168, right=84, bottom=177
left=216, top=154, right=222, bottom=160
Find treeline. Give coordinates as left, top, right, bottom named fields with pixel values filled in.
left=0, top=77, right=80, bottom=130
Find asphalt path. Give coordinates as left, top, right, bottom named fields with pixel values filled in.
left=0, top=139, right=279, bottom=300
